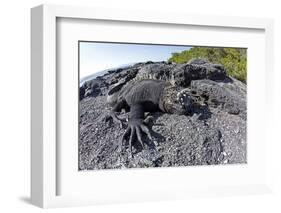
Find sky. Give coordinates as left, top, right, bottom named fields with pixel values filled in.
left=79, top=42, right=191, bottom=79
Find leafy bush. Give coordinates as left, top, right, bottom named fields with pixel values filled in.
left=168, top=47, right=247, bottom=82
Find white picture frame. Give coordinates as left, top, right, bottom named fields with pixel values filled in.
left=31, top=4, right=274, bottom=208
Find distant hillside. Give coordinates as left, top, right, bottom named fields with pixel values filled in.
left=168, top=47, right=247, bottom=82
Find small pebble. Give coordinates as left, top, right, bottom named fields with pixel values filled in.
left=234, top=127, right=240, bottom=134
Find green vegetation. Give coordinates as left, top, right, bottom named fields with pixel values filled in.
left=168, top=47, right=247, bottom=83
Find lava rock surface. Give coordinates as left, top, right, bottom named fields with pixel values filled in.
left=79, top=60, right=247, bottom=170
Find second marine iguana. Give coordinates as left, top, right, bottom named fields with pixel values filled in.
left=106, top=79, right=197, bottom=155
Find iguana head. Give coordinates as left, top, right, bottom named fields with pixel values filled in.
left=160, top=85, right=194, bottom=115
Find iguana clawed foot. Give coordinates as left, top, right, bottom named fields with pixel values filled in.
left=105, top=111, right=127, bottom=128
left=120, top=118, right=153, bottom=157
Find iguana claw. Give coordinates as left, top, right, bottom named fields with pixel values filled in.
left=105, top=111, right=126, bottom=128
left=120, top=118, right=152, bottom=156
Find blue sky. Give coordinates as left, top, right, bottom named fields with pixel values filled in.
left=79, top=42, right=191, bottom=79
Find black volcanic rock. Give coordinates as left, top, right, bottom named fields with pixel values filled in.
left=79, top=60, right=247, bottom=170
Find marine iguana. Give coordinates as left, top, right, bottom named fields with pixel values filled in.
left=106, top=79, right=196, bottom=155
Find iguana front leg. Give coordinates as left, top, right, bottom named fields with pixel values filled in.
left=120, top=103, right=152, bottom=156
left=105, top=99, right=127, bottom=128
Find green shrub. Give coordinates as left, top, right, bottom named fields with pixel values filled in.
left=168, top=47, right=247, bottom=83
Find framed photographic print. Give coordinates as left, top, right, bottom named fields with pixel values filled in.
left=31, top=4, right=274, bottom=208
